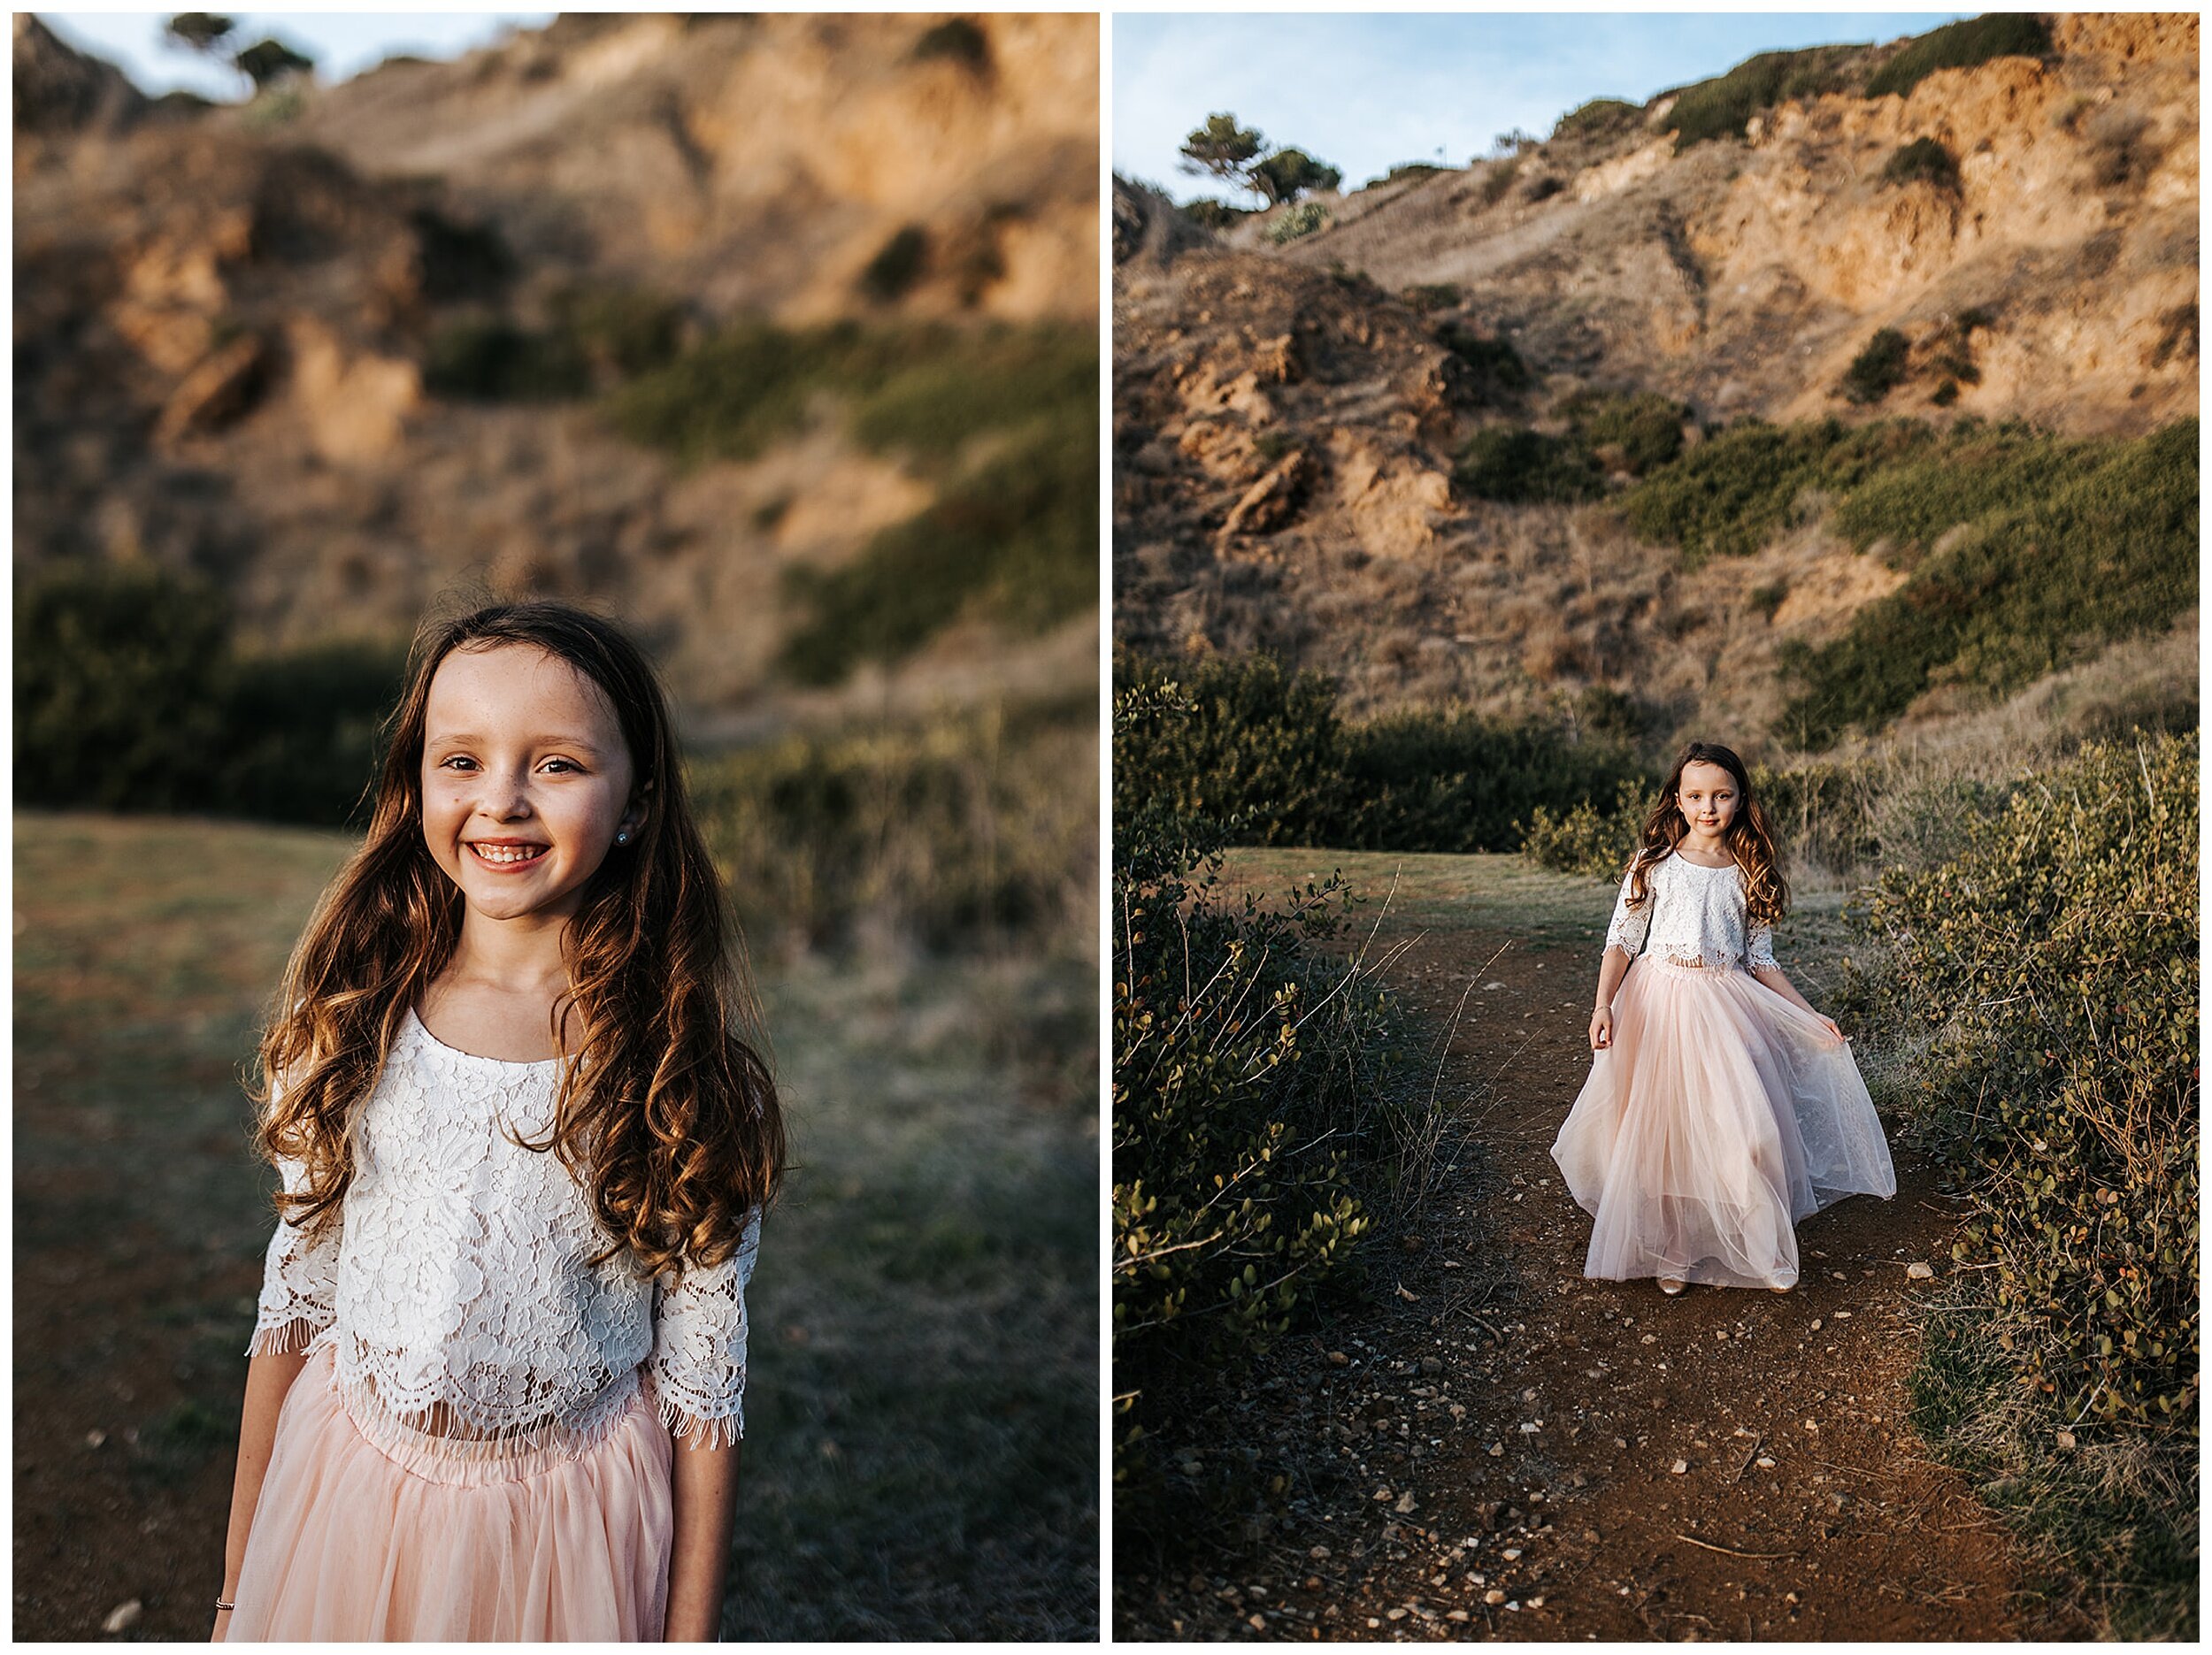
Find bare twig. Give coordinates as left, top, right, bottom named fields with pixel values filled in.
left=1672, top=1534, right=1797, bottom=1561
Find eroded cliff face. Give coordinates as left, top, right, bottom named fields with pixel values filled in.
left=1114, top=16, right=2198, bottom=732
left=14, top=12, right=1098, bottom=731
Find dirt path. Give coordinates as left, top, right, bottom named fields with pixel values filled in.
left=1118, top=852, right=2088, bottom=1641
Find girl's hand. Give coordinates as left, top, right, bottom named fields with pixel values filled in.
left=1817, top=1014, right=1847, bottom=1046
left=1590, top=1006, right=1614, bottom=1051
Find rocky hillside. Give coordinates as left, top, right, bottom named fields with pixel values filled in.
left=1114, top=13, right=2197, bottom=743
left=14, top=12, right=1098, bottom=737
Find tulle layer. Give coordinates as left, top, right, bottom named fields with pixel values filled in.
left=1550, top=955, right=1896, bottom=1289
left=223, top=1343, right=672, bottom=1641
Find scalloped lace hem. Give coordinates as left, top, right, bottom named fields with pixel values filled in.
left=247, top=1314, right=334, bottom=1358
left=657, top=1391, right=744, bottom=1450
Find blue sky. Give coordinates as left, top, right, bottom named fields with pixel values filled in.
left=1116, top=12, right=1966, bottom=203
left=37, top=11, right=553, bottom=100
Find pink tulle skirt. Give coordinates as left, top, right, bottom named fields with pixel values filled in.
left=1551, top=954, right=1896, bottom=1289
left=223, top=1343, right=672, bottom=1641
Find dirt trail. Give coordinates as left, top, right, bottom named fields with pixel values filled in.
left=1119, top=858, right=2089, bottom=1640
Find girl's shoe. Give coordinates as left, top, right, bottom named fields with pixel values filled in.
left=1658, top=1276, right=1686, bottom=1296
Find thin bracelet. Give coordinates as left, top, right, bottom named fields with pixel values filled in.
left=215, top=1598, right=234, bottom=1613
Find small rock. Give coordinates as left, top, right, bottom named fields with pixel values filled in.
left=1528, top=1596, right=1546, bottom=1608
left=1394, top=1490, right=1418, bottom=1514
left=1833, top=1310, right=1853, bottom=1320
left=1518, top=1421, right=1540, bottom=1434
left=1419, top=1357, right=1442, bottom=1376
left=1640, top=1333, right=1658, bottom=1345
left=1671, top=1458, right=1688, bottom=1475
left=1582, top=1529, right=1601, bottom=1544
left=1386, top=1607, right=1409, bottom=1621
left=83, top=1429, right=105, bottom=1449
left=1327, top=1351, right=1349, bottom=1366
left=1247, top=1613, right=1265, bottom=1631
left=1755, top=1455, right=1778, bottom=1468
left=1484, top=1590, right=1507, bottom=1605
left=1448, top=1609, right=1471, bottom=1622
left=1907, top=1261, right=1934, bottom=1280
left=1502, top=1547, right=1523, bottom=1561
left=1373, top=1488, right=1393, bottom=1503
left=1487, top=1442, right=1504, bottom=1457
left=1810, top=1319, right=1823, bottom=1331
left=103, top=1601, right=142, bottom=1634
left=1309, top=1545, right=1332, bottom=1560
left=2056, top=1430, right=2078, bottom=1451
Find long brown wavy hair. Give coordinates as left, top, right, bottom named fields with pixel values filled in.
left=1621, top=740, right=1789, bottom=930
left=254, top=600, right=785, bottom=1279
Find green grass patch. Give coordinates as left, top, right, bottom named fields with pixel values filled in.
left=1454, top=425, right=1604, bottom=503
left=1865, top=13, right=2054, bottom=101
left=1551, top=96, right=1642, bottom=145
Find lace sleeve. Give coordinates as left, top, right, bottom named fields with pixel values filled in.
left=1603, top=862, right=1650, bottom=957
left=247, top=1145, right=341, bottom=1356
left=649, top=1207, right=762, bottom=1449
left=1747, top=916, right=1778, bottom=971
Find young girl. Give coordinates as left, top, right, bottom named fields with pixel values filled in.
left=213, top=601, right=786, bottom=1640
left=1550, top=741, right=1893, bottom=1295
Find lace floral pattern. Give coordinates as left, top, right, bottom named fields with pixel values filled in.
left=249, top=1008, right=758, bottom=1466
left=1604, top=853, right=1777, bottom=973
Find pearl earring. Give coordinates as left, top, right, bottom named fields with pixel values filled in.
left=617, top=830, right=630, bottom=844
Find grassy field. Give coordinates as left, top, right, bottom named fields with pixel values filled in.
left=12, top=812, right=1096, bottom=1641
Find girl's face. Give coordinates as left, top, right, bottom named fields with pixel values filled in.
left=1676, top=760, right=1739, bottom=839
left=419, top=643, right=641, bottom=928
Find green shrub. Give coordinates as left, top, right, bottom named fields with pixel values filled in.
left=859, top=225, right=931, bottom=303
left=1881, top=135, right=1961, bottom=189
left=424, top=317, right=591, bottom=401
left=1667, top=45, right=1856, bottom=149
left=548, top=284, right=684, bottom=379
left=1111, top=651, right=1348, bottom=846
left=848, top=322, right=1095, bottom=463
left=1780, top=418, right=2198, bottom=747
left=1180, top=197, right=1248, bottom=232
left=1453, top=425, right=1605, bottom=504
left=1250, top=429, right=1299, bottom=465
left=1864, top=13, right=2053, bottom=101
left=1476, top=157, right=1522, bottom=207
left=1551, top=97, right=1641, bottom=145
left=780, top=397, right=1094, bottom=685
left=1558, top=389, right=1690, bottom=475
left=910, top=16, right=990, bottom=72
left=692, top=697, right=1093, bottom=954
left=1364, top=162, right=1444, bottom=190
left=1839, top=731, right=2196, bottom=1436
left=1517, top=776, right=1658, bottom=876
left=15, top=562, right=234, bottom=813
left=1439, top=326, right=1532, bottom=395
left=1265, top=201, right=1329, bottom=243
left=1115, top=649, right=1647, bottom=854
left=1618, top=415, right=1939, bottom=565
left=1402, top=282, right=1462, bottom=312
left=13, top=561, right=405, bottom=827
left=1841, top=326, right=1912, bottom=403
left=1112, top=677, right=1400, bottom=1506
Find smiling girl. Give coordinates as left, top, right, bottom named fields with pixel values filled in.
left=213, top=601, right=785, bottom=1640
left=1550, top=741, right=1894, bottom=1295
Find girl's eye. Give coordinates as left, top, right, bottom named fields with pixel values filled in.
left=439, top=756, right=477, bottom=771
left=541, top=759, right=581, bottom=774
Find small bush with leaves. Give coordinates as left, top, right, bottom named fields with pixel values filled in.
left=1439, top=326, right=1532, bottom=396
left=1841, top=327, right=1912, bottom=404
left=1551, top=96, right=1641, bottom=146
left=1476, top=157, right=1522, bottom=207
left=1517, top=776, right=1659, bottom=876
left=1863, top=12, right=2053, bottom=101
left=1881, top=135, right=1960, bottom=190
left=1454, top=425, right=1605, bottom=505
left=1839, top=732, right=2197, bottom=1435
left=1112, top=676, right=1400, bottom=1508
left=1265, top=201, right=1329, bottom=243
left=1180, top=197, right=1248, bottom=232
left=1558, top=389, right=1690, bottom=476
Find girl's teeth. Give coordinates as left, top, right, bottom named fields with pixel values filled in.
left=474, top=845, right=542, bottom=864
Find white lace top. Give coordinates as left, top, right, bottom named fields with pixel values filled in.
left=1603, top=850, right=1778, bottom=973
left=249, top=1007, right=760, bottom=1467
